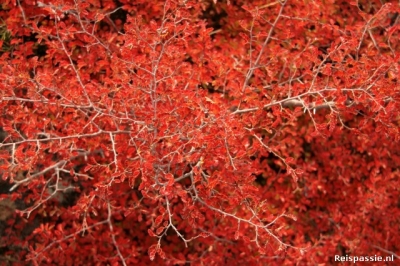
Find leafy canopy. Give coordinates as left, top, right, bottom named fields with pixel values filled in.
left=0, top=0, right=399, bottom=265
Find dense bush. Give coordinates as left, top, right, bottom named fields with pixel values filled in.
left=0, top=0, right=399, bottom=265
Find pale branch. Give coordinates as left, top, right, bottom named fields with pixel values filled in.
left=196, top=197, right=299, bottom=250
left=107, top=202, right=127, bottom=266
left=281, top=99, right=337, bottom=110
left=370, top=244, right=400, bottom=260
left=164, top=196, right=204, bottom=247
left=231, top=87, right=394, bottom=115
left=242, top=0, right=287, bottom=93
left=8, top=148, right=104, bottom=192
left=197, top=227, right=235, bottom=244
left=9, top=160, right=67, bottom=192
left=0, top=130, right=127, bottom=148
left=224, top=128, right=237, bottom=170
left=22, top=180, right=76, bottom=218
left=174, top=171, right=192, bottom=182
left=109, top=132, right=119, bottom=172
left=27, top=219, right=109, bottom=262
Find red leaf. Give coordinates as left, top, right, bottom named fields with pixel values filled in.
left=155, top=226, right=164, bottom=235
left=155, top=215, right=163, bottom=226
left=148, top=244, right=158, bottom=261
left=148, top=229, right=156, bottom=237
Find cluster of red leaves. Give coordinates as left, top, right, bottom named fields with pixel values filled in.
left=0, top=0, right=399, bottom=265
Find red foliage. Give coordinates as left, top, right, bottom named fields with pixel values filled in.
left=0, top=0, right=399, bottom=265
